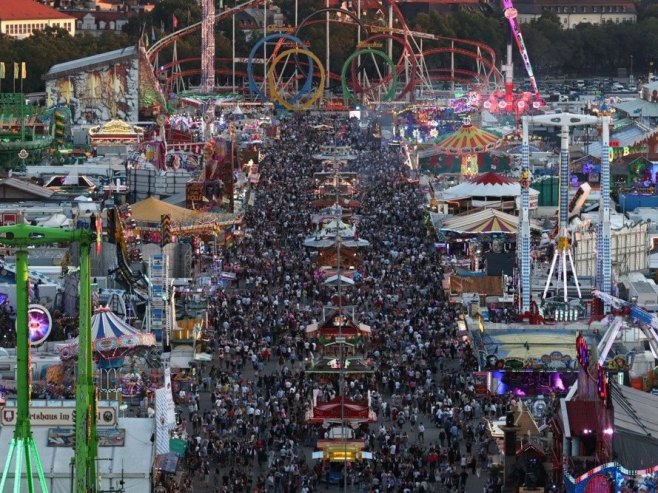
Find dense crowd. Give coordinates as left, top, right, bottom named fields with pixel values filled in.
left=159, top=113, right=512, bottom=493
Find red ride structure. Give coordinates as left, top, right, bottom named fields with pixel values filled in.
left=146, top=0, right=505, bottom=102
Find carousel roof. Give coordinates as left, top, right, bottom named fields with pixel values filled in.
left=434, top=123, right=501, bottom=155
left=439, top=171, right=540, bottom=199
left=440, top=209, right=542, bottom=234
left=57, top=308, right=156, bottom=361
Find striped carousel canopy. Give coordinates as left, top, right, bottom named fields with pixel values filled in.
left=440, top=209, right=541, bottom=235
left=435, top=123, right=501, bottom=155
left=57, top=307, right=156, bottom=362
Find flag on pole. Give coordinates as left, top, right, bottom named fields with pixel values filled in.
left=0, top=63, right=5, bottom=79
left=13, top=62, right=19, bottom=80
left=151, top=25, right=156, bottom=41
left=21, top=62, right=26, bottom=80
left=172, top=15, right=179, bottom=29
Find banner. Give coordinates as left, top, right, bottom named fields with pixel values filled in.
left=21, top=62, right=26, bottom=80
left=155, top=376, right=176, bottom=456
left=47, top=428, right=125, bottom=447
left=13, top=62, right=18, bottom=80
left=2, top=406, right=116, bottom=427
left=0, top=63, right=4, bottom=79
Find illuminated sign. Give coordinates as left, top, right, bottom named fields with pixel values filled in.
left=17, top=304, right=52, bottom=346
left=609, top=144, right=646, bottom=161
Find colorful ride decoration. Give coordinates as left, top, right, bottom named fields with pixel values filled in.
left=267, top=48, right=326, bottom=111
left=247, top=33, right=316, bottom=104
left=341, top=49, right=398, bottom=104
left=26, top=304, right=53, bottom=346
left=433, top=122, right=502, bottom=178
left=120, top=370, right=144, bottom=399
left=353, top=34, right=416, bottom=101
left=57, top=307, right=156, bottom=369
left=88, top=118, right=144, bottom=146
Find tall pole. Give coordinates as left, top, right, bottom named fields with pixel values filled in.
left=326, top=0, right=330, bottom=90
left=232, top=4, right=236, bottom=94
left=388, top=4, right=393, bottom=60
left=76, top=242, right=97, bottom=492
left=519, top=117, right=531, bottom=313
left=357, top=0, right=362, bottom=103
left=598, top=117, right=611, bottom=311
left=263, top=0, right=267, bottom=97
left=15, top=249, right=31, bottom=487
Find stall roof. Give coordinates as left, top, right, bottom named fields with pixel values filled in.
left=611, top=382, right=658, bottom=438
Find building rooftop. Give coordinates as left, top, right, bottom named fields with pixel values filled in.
left=44, top=46, right=137, bottom=80
left=0, top=0, right=73, bottom=21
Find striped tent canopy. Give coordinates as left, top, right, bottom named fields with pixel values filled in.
left=57, top=307, right=156, bottom=367
left=441, top=209, right=540, bottom=234
left=435, top=123, right=501, bottom=155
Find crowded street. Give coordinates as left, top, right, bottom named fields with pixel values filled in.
left=158, top=114, right=507, bottom=493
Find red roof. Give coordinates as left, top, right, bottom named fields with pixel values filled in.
left=0, top=0, right=74, bottom=21
left=468, top=171, right=517, bottom=186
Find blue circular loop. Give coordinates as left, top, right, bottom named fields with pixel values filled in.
left=247, top=34, right=314, bottom=103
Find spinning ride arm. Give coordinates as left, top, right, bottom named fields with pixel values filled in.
left=501, top=0, right=542, bottom=103
left=592, top=290, right=658, bottom=359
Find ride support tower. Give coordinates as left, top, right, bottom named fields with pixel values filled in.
left=519, top=114, right=611, bottom=315
left=201, top=0, right=215, bottom=92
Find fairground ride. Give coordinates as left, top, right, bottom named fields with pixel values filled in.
left=517, top=114, right=611, bottom=322
left=146, top=0, right=505, bottom=106
left=0, top=224, right=99, bottom=493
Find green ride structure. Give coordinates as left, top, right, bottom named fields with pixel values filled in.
left=0, top=93, right=74, bottom=168
left=0, top=224, right=98, bottom=493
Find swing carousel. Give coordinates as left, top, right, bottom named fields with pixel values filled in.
left=433, top=120, right=502, bottom=179
left=57, top=306, right=156, bottom=399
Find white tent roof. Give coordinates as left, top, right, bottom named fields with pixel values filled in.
left=324, top=274, right=355, bottom=286
left=439, top=172, right=540, bottom=200
left=38, top=213, right=72, bottom=228
left=0, top=416, right=153, bottom=493
left=319, top=219, right=355, bottom=238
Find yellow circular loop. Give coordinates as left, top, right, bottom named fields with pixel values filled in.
left=267, top=48, right=326, bottom=111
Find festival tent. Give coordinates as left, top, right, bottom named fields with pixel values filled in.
left=129, top=196, right=194, bottom=222
left=438, top=171, right=539, bottom=202
left=439, top=209, right=542, bottom=235
left=434, top=123, right=501, bottom=154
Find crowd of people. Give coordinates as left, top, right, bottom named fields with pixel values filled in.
left=161, top=113, right=514, bottom=493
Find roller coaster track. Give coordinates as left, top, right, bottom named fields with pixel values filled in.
left=147, top=0, right=503, bottom=97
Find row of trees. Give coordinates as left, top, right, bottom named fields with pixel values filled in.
left=2, top=0, right=657, bottom=94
